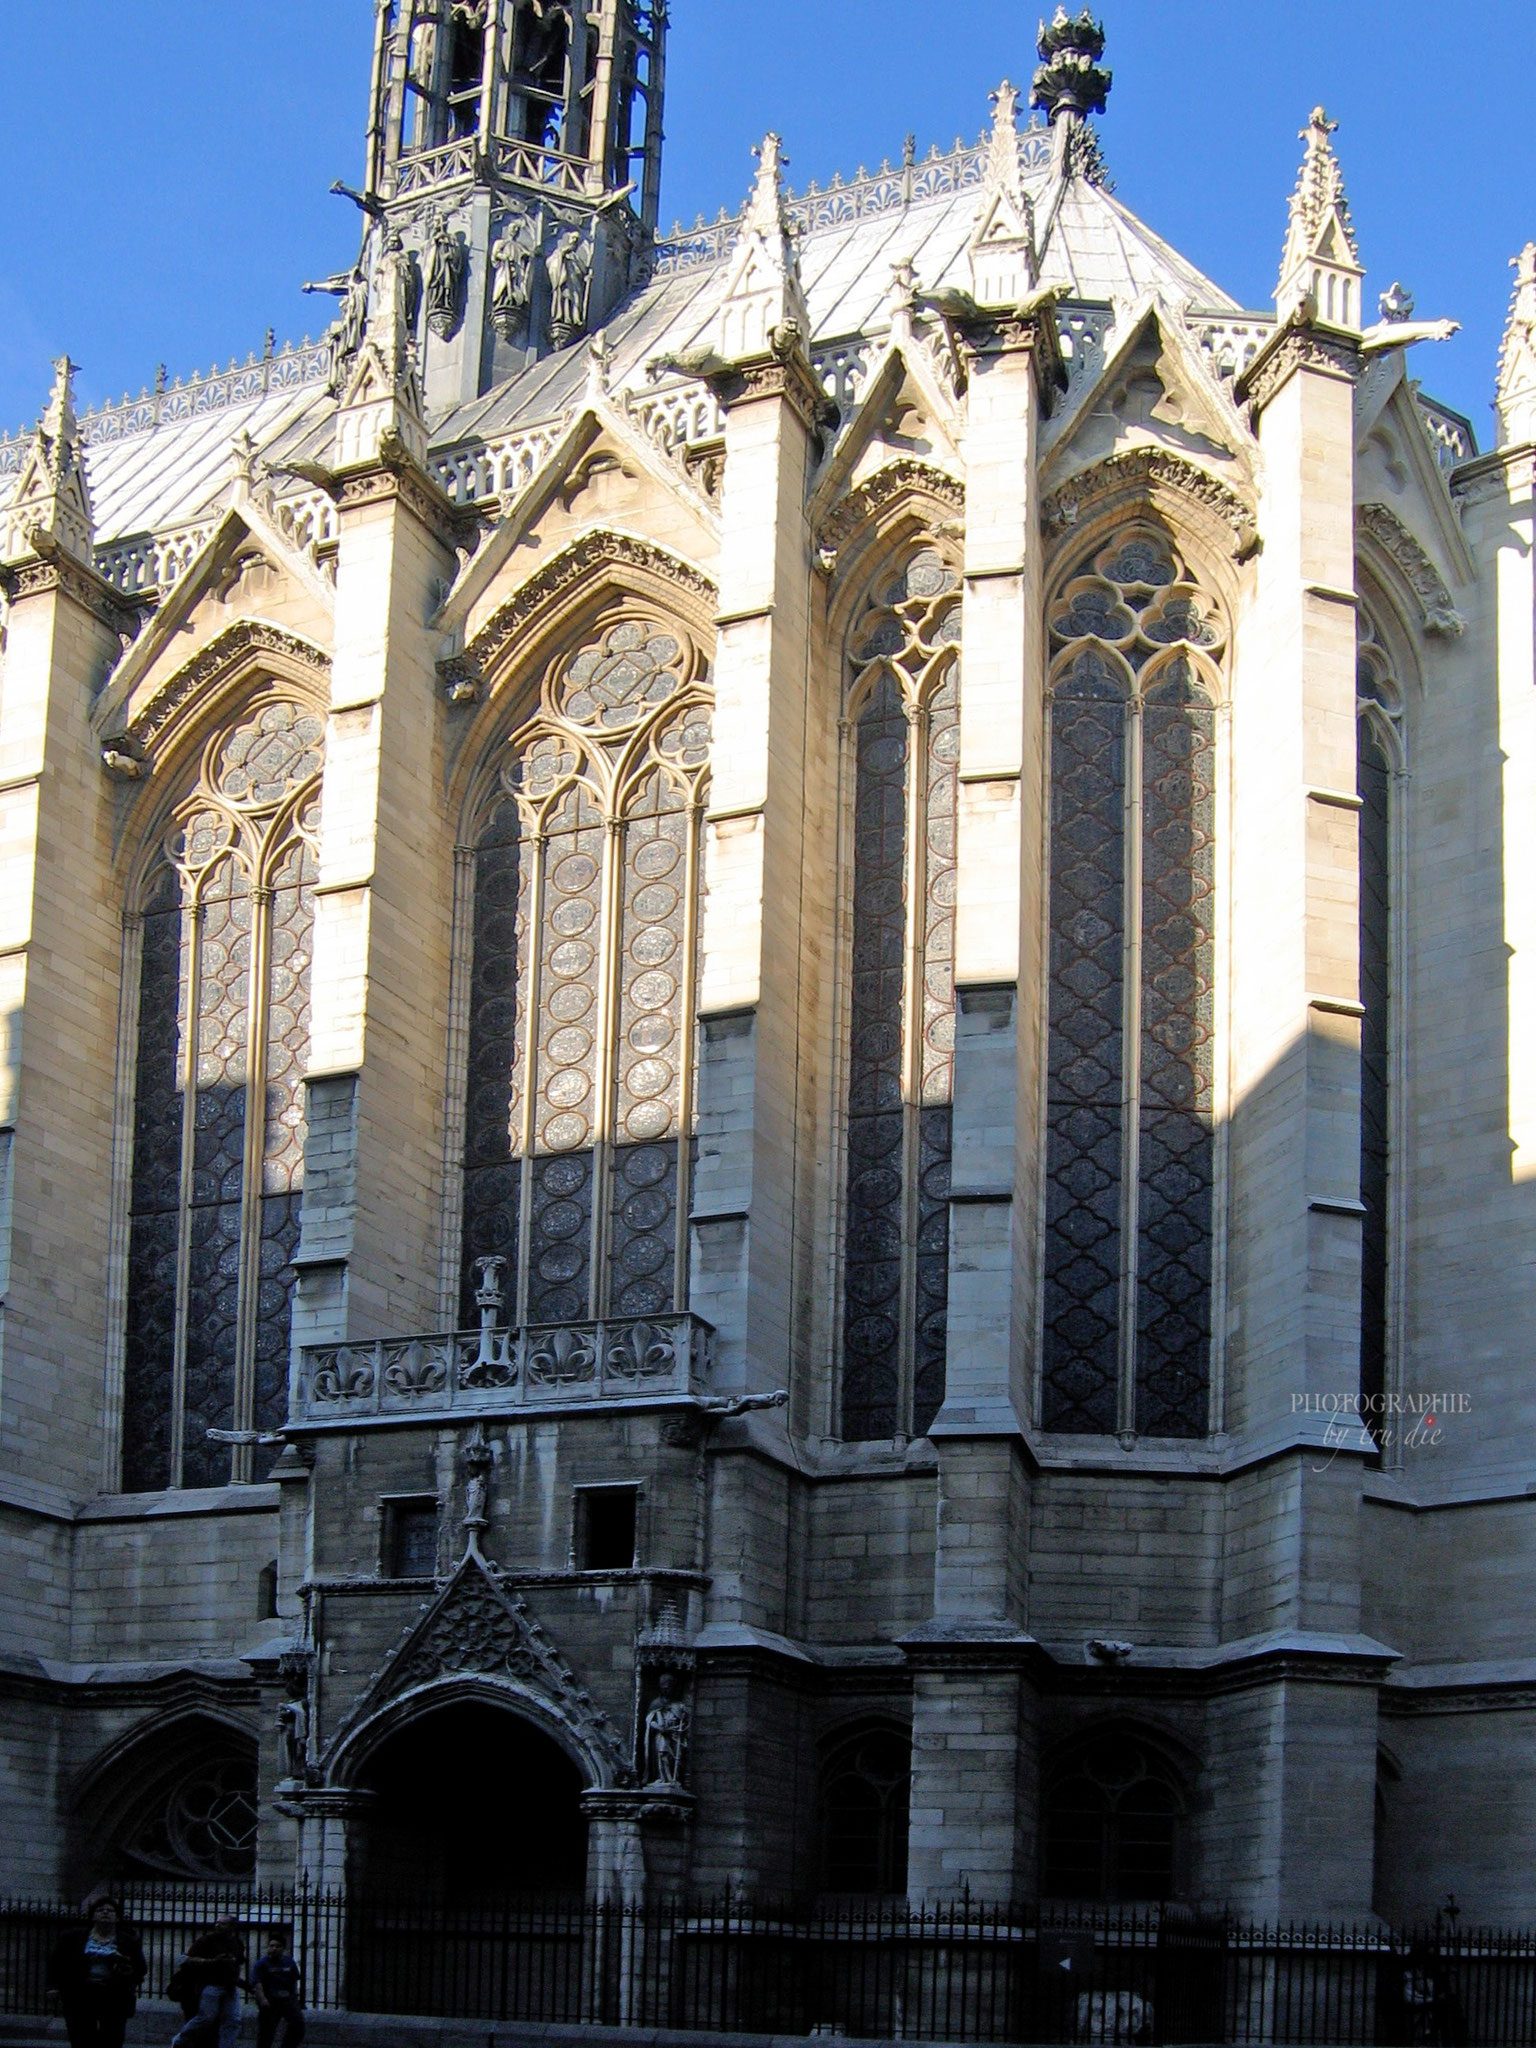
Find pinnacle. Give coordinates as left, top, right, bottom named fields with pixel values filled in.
left=1030, top=6, right=1111, bottom=124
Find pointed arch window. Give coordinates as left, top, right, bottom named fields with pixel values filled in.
left=1041, top=528, right=1224, bottom=1438
left=458, top=617, right=711, bottom=1326
left=1357, top=616, right=1402, bottom=1429
left=839, top=543, right=961, bottom=1441
left=121, top=699, right=323, bottom=1492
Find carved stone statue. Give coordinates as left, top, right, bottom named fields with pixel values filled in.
left=643, top=1669, right=690, bottom=1787
left=546, top=228, right=593, bottom=346
left=490, top=213, right=541, bottom=338
left=424, top=210, right=468, bottom=341
left=277, top=1694, right=308, bottom=1781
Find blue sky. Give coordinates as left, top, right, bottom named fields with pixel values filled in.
left=2, top=3, right=1530, bottom=441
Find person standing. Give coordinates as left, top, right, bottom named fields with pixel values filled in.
left=169, top=1914, right=247, bottom=2048
left=47, top=1895, right=148, bottom=2048
left=251, top=1931, right=305, bottom=2048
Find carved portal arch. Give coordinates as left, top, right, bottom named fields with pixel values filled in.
left=1040, top=517, right=1229, bottom=1440
left=116, top=662, right=327, bottom=1495
left=835, top=531, right=962, bottom=1442
left=1042, top=448, right=1256, bottom=596
left=329, top=1673, right=616, bottom=1794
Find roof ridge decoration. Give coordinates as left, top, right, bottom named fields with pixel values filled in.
left=1277, top=107, right=1363, bottom=332
left=1496, top=242, right=1536, bottom=446
left=715, top=133, right=812, bottom=364
left=2, top=356, right=95, bottom=565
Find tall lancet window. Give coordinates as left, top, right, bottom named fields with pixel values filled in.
left=122, top=700, right=323, bottom=1492
left=840, top=544, right=961, bottom=1441
left=1357, top=617, right=1401, bottom=1425
left=1041, top=528, right=1224, bottom=1438
left=459, top=617, right=711, bottom=1326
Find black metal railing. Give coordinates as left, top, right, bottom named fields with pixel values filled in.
left=3, top=1884, right=1532, bottom=2043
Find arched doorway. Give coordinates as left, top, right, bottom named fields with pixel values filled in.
left=352, top=1698, right=589, bottom=1898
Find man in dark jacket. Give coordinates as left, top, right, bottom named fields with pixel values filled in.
left=169, top=1915, right=247, bottom=2048
left=47, top=1895, right=148, bottom=2048
left=251, top=1930, right=305, bottom=2048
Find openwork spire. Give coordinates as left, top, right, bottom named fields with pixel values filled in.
left=3, top=355, right=94, bottom=565
left=715, top=132, right=810, bottom=362
left=1277, top=107, right=1363, bottom=330
left=1497, top=242, right=1536, bottom=445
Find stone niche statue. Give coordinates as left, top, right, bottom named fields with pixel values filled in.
left=643, top=1668, right=690, bottom=1788
left=277, top=1693, right=309, bottom=1783
left=424, top=209, right=468, bottom=341
left=546, top=227, right=594, bottom=347
left=490, top=213, right=541, bottom=339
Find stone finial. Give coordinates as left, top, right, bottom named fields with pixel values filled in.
left=1277, top=106, right=1363, bottom=330
left=714, top=132, right=810, bottom=363
left=1030, top=7, right=1111, bottom=124
left=333, top=224, right=428, bottom=470
left=3, top=354, right=95, bottom=566
left=1496, top=242, right=1536, bottom=445
left=970, top=79, right=1037, bottom=305
left=1379, top=281, right=1415, bottom=324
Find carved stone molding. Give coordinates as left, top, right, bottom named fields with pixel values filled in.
left=1357, top=502, right=1464, bottom=637
left=961, top=305, right=1069, bottom=413
left=449, top=530, right=717, bottom=702
left=1043, top=447, right=1256, bottom=558
left=335, top=451, right=465, bottom=550
left=112, top=619, right=332, bottom=759
left=1234, top=320, right=1361, bottom=417
left=818, top=458, right=966, bottom=563
left=331, top=1554, right=632, bottom=1785
left=2, top=543, right=135, bottom=632
left=711, top=340, right=826, bottom=435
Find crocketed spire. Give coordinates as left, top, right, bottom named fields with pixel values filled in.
left=1496, top=242, right=1536, bottom=445
left=1276, top=107, right=1363, bottom=330
left=2, top=355, right=95, bottom=564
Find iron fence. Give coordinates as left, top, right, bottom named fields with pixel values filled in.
left=2, top=1884, right=1530, bottom=2043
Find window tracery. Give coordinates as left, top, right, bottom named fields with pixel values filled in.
left=1042, top=527, right=1223, bottom=1438
left=122, top=699, right=323, bottom=1492
left=840, top=543, right=960, bottom=1441
left=1357, top=615, right=1401, bottom=1429
left=1042, top=1732, right=1184, bottom=1902
left=459, top=615, right=710, bottom=1327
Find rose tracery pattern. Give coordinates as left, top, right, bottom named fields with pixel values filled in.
left=122, top=695, right=322, bottom=1492
left=841, top=545, right=960, bottom=1441
left=460, top=615, right=709, bottom=1328
left=1043, top=529, right=1222, bottom=1439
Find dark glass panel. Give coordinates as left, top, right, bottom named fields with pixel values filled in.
left=1359, top=721, right=1391, bottom=1422
left=913, top=674, right=958, bottom=1436
left=459, top=800, right=525, bottom=1324
left=123, top=866, right=184, bottom=1493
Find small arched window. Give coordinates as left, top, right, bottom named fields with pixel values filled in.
left=1041, top=526, right=1224, bottom=1438
left=1356, top=615, right=1401, bottom=1430
left=817, top=1724, right=911, bottom=1895
left=1042, top=1732, right=1185, bottom=1902
left=840, top=542, right=961, bottom=1441
left=121, top=698, right=323, bottom=1492
left=458, top=616, right=711, bottom=1327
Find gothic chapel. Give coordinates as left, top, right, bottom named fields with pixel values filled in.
left=3, top=0, right=1536, bottom=1921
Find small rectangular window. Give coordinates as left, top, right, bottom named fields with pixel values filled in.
left=382, top=1496, right=439, bottom=1580
left=575, top=1486, right=639, bottom=1571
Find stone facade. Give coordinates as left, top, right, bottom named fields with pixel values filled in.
left=1, top=3, right=1532, bottom=1924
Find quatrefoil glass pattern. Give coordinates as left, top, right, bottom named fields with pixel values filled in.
left=1043, top=529, right=1220, bottom=1439
left=460, top=617, right=710, bottom=1328
left=841, top=544, right=960, bottom=1442
left=123, top=696, right=321, bottom=1492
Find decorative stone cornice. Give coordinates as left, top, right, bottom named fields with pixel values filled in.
left=1043, top=446, right=1256, bottom=558
left=1356, top=502, right=1464, bottom=637
left=1, top=535, right=136, bottom=631
left=109, top=618, right=331, bottom=759
left=446, top=530, right=717, bottom=704
left=709, top=332, right=826, bottom=435
left=1234, top=317, right=1361, bottom=418
left=335, top=441, right=465, bottom=550
left=817, top=458, right=966, bottom=565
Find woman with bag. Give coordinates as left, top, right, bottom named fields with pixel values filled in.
left=47, top=1895, right=148, bottom=2048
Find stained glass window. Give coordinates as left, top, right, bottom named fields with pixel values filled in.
left=1357, top=624, right=1399, bottom=1427
left=1042, top=529, right=1223, bottom=1438
left=121, top=699, right=323, bottom=1492
left=459, top=616, right=710, bottom=1327
left=840, top=545, right=961, bottom=1441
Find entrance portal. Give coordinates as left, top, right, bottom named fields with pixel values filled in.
left=354, top=1699, right=589, bottom=1897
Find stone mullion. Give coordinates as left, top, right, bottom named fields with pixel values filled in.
left=103, top=911, right=145, bottom=1493
left=1117, top=695, right=1144, bottom=1439
left=169, top=892, right=205, bottom=1489
left=589, top=808, right=626, bottom=1319
left=230, top=879, right=276, bottom=1485
left=672, top=788, right=704, bottom=1314
left=514, top=825, right=549, bottom=1329
left=437, top=844, right=478, bottom=1327
left=896, top=697, right=928, bottom=1436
